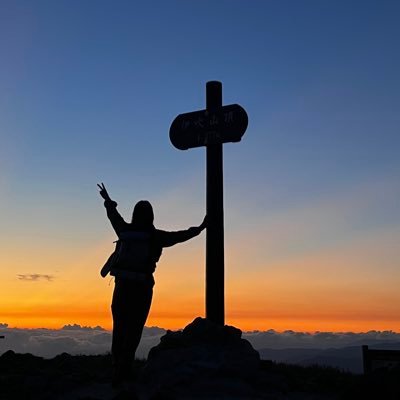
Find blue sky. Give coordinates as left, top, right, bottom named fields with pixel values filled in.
left=0, top=0, right=399, bottom=331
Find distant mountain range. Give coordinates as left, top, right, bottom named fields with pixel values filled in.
left=258, top=341, right=400, bottom=373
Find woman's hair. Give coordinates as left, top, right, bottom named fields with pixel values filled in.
left=131, top=200, right=154, bottom=230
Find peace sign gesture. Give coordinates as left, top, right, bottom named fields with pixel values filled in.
left=97, top=182, right=111, bottom=201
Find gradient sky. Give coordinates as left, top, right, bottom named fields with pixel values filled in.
left=0, top=0, right=399, bottom=332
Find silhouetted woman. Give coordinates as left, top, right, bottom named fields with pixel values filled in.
left=98, top=183, right=206, bottom=386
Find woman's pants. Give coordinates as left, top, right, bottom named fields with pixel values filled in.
left=111, top=277, right=154, bottom=378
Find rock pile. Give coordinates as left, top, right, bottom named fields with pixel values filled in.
left=137, top=317, right=262, bottom=399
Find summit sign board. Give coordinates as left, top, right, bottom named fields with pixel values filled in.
left=169, top=81, right=248, bottom=326
left=169, top=104, right=248, bottom=150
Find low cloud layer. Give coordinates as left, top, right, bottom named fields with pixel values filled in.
left=17, top=274, right=55, bottom=282
left=1, top=323, right=399, bottom=359
left=0, top=324, right=165, bottom=359
left=242, top=329, right=400, bottom=350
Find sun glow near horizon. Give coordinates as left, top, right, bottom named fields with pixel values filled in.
left=1, top=240, right=400, bottom=333
left=2, top=314, right=400, bottom=335
left=1, top=177, right=400, bottom=334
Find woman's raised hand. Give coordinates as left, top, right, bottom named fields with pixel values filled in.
left=199, top=215, right=208, bottom=231
left=97, top=182, right=111, bottom=201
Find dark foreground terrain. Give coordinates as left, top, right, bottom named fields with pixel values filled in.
left=0, top=350, right=399, bottom=400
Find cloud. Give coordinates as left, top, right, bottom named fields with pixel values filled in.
left=0, top=323, right=166, bottom=359
left=17, top=274, right=55, bottom=282
left=243, top=329, right=400, bottom=350
left=61, top=324, right=105, bottom=331
left=1, top=323, right=399, bottom=359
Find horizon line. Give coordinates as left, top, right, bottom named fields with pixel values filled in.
left=1, top=322, right=399, bottom=336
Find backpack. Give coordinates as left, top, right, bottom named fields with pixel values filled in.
left=100, top=231, right=152, bottom=279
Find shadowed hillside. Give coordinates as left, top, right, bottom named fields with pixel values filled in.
left=258, top=342, right=400, bottom=374
left=1, top=350, right=399, bottom=399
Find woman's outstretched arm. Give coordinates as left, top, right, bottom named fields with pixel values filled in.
left=158, top=216, right=207, bottom=248
left=97, top=183, right=126, bottom=234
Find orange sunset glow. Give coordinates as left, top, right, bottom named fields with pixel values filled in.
left=2, top=217, right=399, bottom=333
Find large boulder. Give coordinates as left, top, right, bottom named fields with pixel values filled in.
left=137, top=317, right=261, bottom=399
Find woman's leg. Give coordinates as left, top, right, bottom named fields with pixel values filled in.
left=125, top=282, right=153, bottom=367
left=111, top=279, right=153, bottom=383
left=111, top=280, right=131, bottom=384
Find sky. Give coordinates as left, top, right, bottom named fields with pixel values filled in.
left=0, top=0, right=399, bottom=333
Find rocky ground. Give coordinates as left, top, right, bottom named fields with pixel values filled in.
left=1, top=318, right=399, bottom=400
left=1, top=350, right=399, bottom=399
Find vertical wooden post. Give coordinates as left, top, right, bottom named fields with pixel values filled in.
left=362, top=345, right=370, bottom=374
left=206, top=81, right=225, bottom=325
